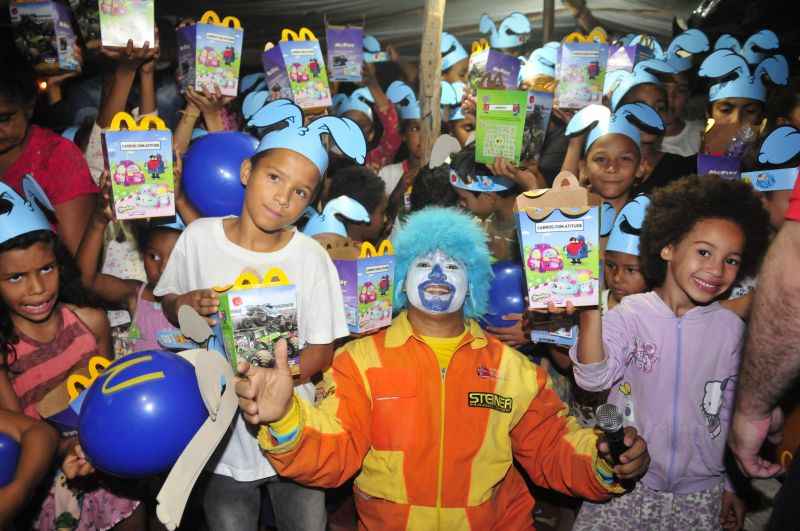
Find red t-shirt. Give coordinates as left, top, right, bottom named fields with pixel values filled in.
left=365, top=103, right=402, bottom=170
left=2, top=125, right=98, bottom=205
left=786, top=175, right=800, bottom=222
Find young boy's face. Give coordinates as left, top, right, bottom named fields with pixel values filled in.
left=710, top=98, right=764, bottom=128
left=454, top=187, right=495, bottom=219
left=581, top=134, right=640, bottom=202
left=240, top=149, right=318, bottom=232
left=403, top=120, right=423, bottom=160
left=663, top=73, right=690, bottom=128
left=761, top=190, right=793, bottom=231
left=443, top=59, right=468, bottom=84
left=604, top=250, right=647, bottom=304
left=143, top=229, right=181, bottom=287
left=450, top=115, right=476, bottom=148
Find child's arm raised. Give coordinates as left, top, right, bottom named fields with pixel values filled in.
left=97, top=39, right=158, bottom=128
left=297, top=342, right=335, bottom=384
left=173, top=153, right=201, bottom=225
left=184, top=86, right=233, bottom=133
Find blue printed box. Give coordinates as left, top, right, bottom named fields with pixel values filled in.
left=326, top=25, right=363, bottom=82
left=10, top=1, right=81, bottom=74
left=177, top=11, right=243, bottom=97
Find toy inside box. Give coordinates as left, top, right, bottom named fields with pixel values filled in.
left=68, top=0, right=100, bottom=48
left=217, top=269, right=301, bottom=375
left=10, top=0, right=81, bottom=74
left=102, top=112, right=174, bottom=221
left=177, top=11, right=243, bottom=97
left=262, top=28, right=332, bottom=109
left=515, top=171, right=602, bottom=309
left=98, top=0, right=154, bottom=48
left=328, top=240, right=395, bottom=334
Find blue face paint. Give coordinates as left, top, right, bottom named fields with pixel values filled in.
left=406, top=250, right=468, bottom=315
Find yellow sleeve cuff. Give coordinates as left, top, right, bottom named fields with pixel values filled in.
left=258, top=396, right=304, bottom=454
left=269, top=396, right=301, bottom=436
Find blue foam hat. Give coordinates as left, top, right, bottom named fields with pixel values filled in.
left=0, top=175, right=54, bottom=245
left=699, top=49, right=788, bottom=102
left=600, top=201, right=616, bottom=237
left=386, top=81, right=421, bottom=121
left=627, top=30, right=709, bottom=72
left=441, top=32, right=469, bottom=71
left=519, top=42, right=559, bottom=83
left=152, top=213, right=187, bottom=232
left=240, top=73, right=267, bottom=95
left=605, top=59, right=677, bottom=111
left=566, top=103, right=665, bottom=153
left=331, top=93, right=349, bottom=115
left=742, top=126, right=800, bottom=192
left=340, top=87, right=375, bottom=121
left=440, top=81, right=460, bottom=122
left=245, top=98, right=367, bottom=176
left=363, top=34, right=384, bottom=62
left=302, top=196, right=371, bottom=237
left=606, top=195, right=650, bottom=256
left=714, top=29, right=780, bottom=65
left=479, top=12, right=531, bottom=50
left=449, top=82, right=467, bottom=121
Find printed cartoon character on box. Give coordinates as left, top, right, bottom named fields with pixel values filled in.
left=199, top=47, right=220, bottom=67
left=146, top=154, right=165, bottom=180
left=526, top=243, right=563, bottom=273
left=549, top=269, right=594, bottom=297
left=587, top=61, right=600, bottom=79
left=113, top=160, right=145, bottom=186
left=223, top=46, right=236, bottom=65
left=379, top=274, right=390, bottom=296
left=564, top=235, right=589, bottom=264
left=308, top=58, right=321, bottom=77
left=359, top=282, right=377, bottom=303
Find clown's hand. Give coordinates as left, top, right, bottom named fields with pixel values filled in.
left=235, top=339, right=294, bottom=425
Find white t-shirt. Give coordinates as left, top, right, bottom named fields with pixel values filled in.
left=154, top=217, right=349, bottom=481
left=661, top=119, right=704, bottom=157
left=378, top=161, right=405, bottom=196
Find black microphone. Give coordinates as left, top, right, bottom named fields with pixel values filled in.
left=595, top=403, right=628, bottom=465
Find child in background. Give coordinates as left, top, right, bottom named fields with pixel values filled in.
left=0, top=410, right=59, bottom=529
left=602, top=195, right=651, bottom=314
left=441, top=32, right=469, bottom=84
left=383, top=81, right=424, bottom=214
left=0, top=178, right=143, bottom=530
left=408, top=164, right=460, bottom=213
left=766, top=81, right=800, bottom=131
left=660, top=69, right=704, bottom=157
left=570, top=175, right=771, bottom=530
left=325, top=166, right=389, bottom=245
left=154, top=99, right=364, bottom=531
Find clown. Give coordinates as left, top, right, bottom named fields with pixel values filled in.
left=235, top=207, right=652, bottom=530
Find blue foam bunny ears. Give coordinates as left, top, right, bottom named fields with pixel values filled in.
left=441, top=32, right=469, bottom=71
left=714, top=29, right=780, bottom=65
left=626, top=30, right=709, bottom=72
left=566, top=103, right=665, bottom=153
left=600, top=202, right=616, bottom=237
left=386, top=81, right=421, bottom=121
left=440, top=81, right=460, bottom=122
left=479, top=12, right=531, bottom=50
left=330, top=93, right=349, bottom=115
left=699, top=49, right=788, bottom=102
left=245, top=98, right=367, bottom=176
left=363, top=34, right=386, bottom=62
left=61, top=126, right=79, bottom=143
left=0, top=175, right=54, bottom=245
left=519, top=42, right=559, bottom=83
left=340, top=87, right=375, bottom=121
left=302, top=195, right=371, bottom=237
left=604, top=59, right=677, bottom=111
left=448, top=82, right=467, bottom=121
left=606, top=195, right=650, bottom=256
left=240, top=73, right=267, bottom=95
left=742, top=126, right=800, bottom=191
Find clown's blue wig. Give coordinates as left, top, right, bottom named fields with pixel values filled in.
left=393, top=207, right=492, bottom=319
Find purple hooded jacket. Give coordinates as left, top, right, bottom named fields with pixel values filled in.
left=570, top=291, right=743, bottom=494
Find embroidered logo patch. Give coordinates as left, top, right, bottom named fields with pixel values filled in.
left=476, top=365, right=501, bottom=380
left=468, top=392, right=512, bottom=413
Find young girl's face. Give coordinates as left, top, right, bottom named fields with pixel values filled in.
left=450, top=115, right=476, bottom=148
left=403, top=120, right=423, bottom=160
left=240, top=149, right=318, bottom=233
left=710, top=98, right=764, bottom=128
left=142, top=229, right=181, bottom=287
left=604, top=250, right=647, bottom=304
left=661, top=218, right=744, bottom=304
left=581, top=134, right=640, bottom=202
left=0, top=240, right=59, bottom=325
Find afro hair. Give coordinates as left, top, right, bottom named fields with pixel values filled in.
left=639, top=174, right=771, bottom=287
left=393, top=207, right=492, bottom=319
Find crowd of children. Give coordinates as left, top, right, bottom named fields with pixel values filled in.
left=1, top=2, right=799, bottom=530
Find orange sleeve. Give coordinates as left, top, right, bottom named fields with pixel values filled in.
left=510, top=365, right=622, bottom=501
left=258, top=348, right=373, bottom=488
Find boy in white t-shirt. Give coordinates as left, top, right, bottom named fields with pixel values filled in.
left=155, top=98, right=367, bottom=531
left=661, top=71, right=703, bottom=157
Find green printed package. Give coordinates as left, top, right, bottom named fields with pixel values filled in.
left=475, top=89, right=528, bottom=165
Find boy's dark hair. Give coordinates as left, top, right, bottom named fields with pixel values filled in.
left=639, top=175, right=771, bottom=287
left=249, top=147, right=325, bottom=204
left=450, top=144, right=522, bottom=197
left=326, top=165, right=386, bottom=215
left=0, top=231, right=95, bottom=368
left=409, top=164, right=459, bottom=213
left=766, top=81, right=800, bottom=130
left=134, top=223, right=182, bottom=251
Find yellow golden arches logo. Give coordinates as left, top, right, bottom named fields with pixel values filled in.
left=359, top=239, right=394, bottom=258
left=471, top=39, right=490, bottom=54
left=563, top=26, right=608, bottom=44
left=101, top=354, right=166, bottom=396
left=108, top=112, right=168, bottom=131
left=215, top=267, right=292, bottom=292
left=281, top=28, right=318, bottom=42
left=67, top=356, right=112, bottom=400
left=200, top=10, right=241, bottom=30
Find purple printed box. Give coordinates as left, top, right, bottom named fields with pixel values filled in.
left=10, top=1, right=81, bottom=74
left=607, top=44, right=653, bottom=73
left=468, top=48, right=521, bottom=92
left=697, top=153, right=741, bottom=180
left=554, top=42, right=608, bottom=109
left=326, top=25, right=363, bottom=82
left=262, top=30, right=332, bottom=108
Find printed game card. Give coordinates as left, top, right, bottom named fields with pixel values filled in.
left=475, top=89, right=528, bottom=165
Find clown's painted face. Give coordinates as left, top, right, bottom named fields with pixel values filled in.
left=406, top=250, right=467, bottom=315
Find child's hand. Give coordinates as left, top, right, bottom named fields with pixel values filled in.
left=177, top=289, right=219, bottom=325
left=461, top=93, right=476, bottom=117
left=485, top=314, right=530, bottom=348
left=720, top=490, right=746, bottom=530
left=185, top=85, right=233, bottom=114
left=139, top=28, right=161, bottom=76
left=362, top=61, right=377, bottom=86
left=596, top=426, right=650, bottom=481
left=62, top=443, right=95, bottom=480
left=101, top=39, right=158, bottom=71
left=235, top=339, right=295, bottom=424
left=489, top=157, right=545, bottom=191
left=93, top=171, right=114, bottom=224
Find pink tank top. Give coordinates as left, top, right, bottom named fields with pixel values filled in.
left=129, top=284, right=177, bottom=352
left=8, top=305, right=99, bottom=418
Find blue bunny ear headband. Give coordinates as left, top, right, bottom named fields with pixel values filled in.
left=628, top=30, right=710, bottom=72
left=302, top=195, right=371, bottom=237
left=244, top=97, right=367, bottom=176
left=699, top=49, right=788, bottom=102
left=340, top=87, right=375, bottom=121
left=440, top=81, right=460, bottom=122
left=448, top=82, right=467, bottom=121
left=566, top=103, right=665, bottom=153
left=448, top=145, right=514, bottom=192
left=386, top=81, right=421, bottom=121
left=441, top=32, right=469, bottom=71
left=330, top=93, right=349, bottom=115
left=714, top=29, right=780, bottom=65
left=519, top=42, right=559, bottom=81
left=479, top=12, right=530, bottom=50
left=742, top=126, right=800, bottom=192
left=0, top=175, right=55, bottom=245
left=605, top=59, right=677, bottom=111
left=363, top=34, right=387, bottom=62
left=600, top=202, right=616, bottom=237
left=606, top=195, right=650, bottom=256
left=240, top=73, right=267, bottom=95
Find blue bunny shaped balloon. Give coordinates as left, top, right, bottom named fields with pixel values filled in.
left=479, top=12, right=531, bottom=50
left=566, top=102, right=665, bottom=153
left=699, top=49, right=788, bottom=102
left=742, top=126, right=800, bottom=192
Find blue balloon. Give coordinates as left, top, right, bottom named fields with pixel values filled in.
left=481, top=261, right=526, bottom=328
left=78, top=350, right=208, bottom=478
left=183, top=132, right=259, bottom=217
left=0, top=432, right=20, bottom=487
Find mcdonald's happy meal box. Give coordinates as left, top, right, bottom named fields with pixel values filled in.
left=102, top=112, right=174, bottom=220
left=262, top=27, right=332, bottom=108
left=177, top=10, right=243, bottom=97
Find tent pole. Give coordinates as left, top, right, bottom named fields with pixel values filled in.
left=419, top=0, right=445, bottom=165
left=543, top=0, right=555, bottom=43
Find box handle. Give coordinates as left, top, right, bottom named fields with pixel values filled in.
left=67, top=356, right=112, bottom=400
left=552, top=170, right=581, bottom=189
left=261, top=267, right=291, bottom=287
left=359, top=240, right=394, bottom=258
left=563, top=27, right=607, bottom=44
left=200, top=10, right=241, bottom=29
left=471, top=39, right=489, bottom=54
left=281, top=27, right=318, bottom=41
left=109, top=112, right=168, bottom=131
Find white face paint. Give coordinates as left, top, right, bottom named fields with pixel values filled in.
left=405, top=250, right=468, bottom=315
